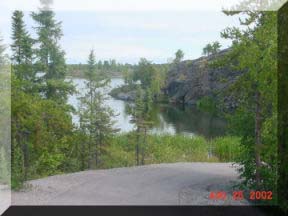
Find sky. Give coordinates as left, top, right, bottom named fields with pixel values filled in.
left=0, top=0, right=247, bottom=64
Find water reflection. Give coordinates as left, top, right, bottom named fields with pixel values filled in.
left=150, top=104, right=226, bottom=138
left=68, top=78, right=226, bottom=138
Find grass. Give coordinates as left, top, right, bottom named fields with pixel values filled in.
left=10, top=133, right=241, bottom=189
left=101, top=133, right=241, bottom=169
left=210, top=136, right=242, bottom=162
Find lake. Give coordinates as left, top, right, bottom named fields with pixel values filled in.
left=68, top=78, right=227, bottom=138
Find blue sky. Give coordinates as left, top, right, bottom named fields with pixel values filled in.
left=1, top=9, right=242, bottom=64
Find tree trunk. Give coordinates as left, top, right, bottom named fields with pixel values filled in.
left=255, top=91, right=262, bottom=187
left=136, top=127, right=140, bottom=166
left=95, top=132, right=99, bottom=167
left=96, top=133, right=102, bottom=167
left=81, top=141, right=85, bottom=170
left=141, top=128, right=147, bottom=165
left=88, top=135, right=92, bottom=169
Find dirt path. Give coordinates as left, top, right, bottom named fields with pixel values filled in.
left=12, top=163, right=249, bottom=205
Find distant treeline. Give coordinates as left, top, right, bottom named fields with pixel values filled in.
left=66, top=61, right=136, bottom=78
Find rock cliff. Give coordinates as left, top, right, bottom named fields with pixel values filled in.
left=165, top=49, right=243, bottom=111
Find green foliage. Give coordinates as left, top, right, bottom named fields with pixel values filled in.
left=11, top=83, right=75, bottom=187
left=220, top=11, right=277, bottom=193
left=31, top=6, right=74, bottom=103
left=11, top=11, right=35, bottom=93
left=150, top=65, right=167, bottom=98
left=101, top=134, right=241, bottom=168
left=174, top=49, right=184, bottom=64
left=78, top=49, right=117, bottom=169
left=122, top=67, right=134, bottom=85
left=146, top=135, right=209, bottom=163
left=211, top=136, right=241, bottom=162
left=202, top=41, right=221, bottom=56
left=11, top=11, right=34, bottom=67
left=133, top=58, right=156, bottom=87
left=118, top=59, right=168, bottom=101
left=10, top=7, right=77, bottom=189
left=196, top=96, right=217, bottom=113
left=67, top=62, right=135, bottom=78
left=278, top=4, right=288, bottom=211
left=11, top=141, right=24, bottom=189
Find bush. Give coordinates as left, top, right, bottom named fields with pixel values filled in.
left=211, top=136, right=241, bottom=162
left=196, top=96, right=217, bottom=113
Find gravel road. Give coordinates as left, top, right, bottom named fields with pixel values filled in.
left=12, top=162, right=250, bottom=205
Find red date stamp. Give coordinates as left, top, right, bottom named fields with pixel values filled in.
left=209, top=191, right=227, bottom=200
left=232, top=191, right=244, bottom=200
left=209, top=191, right=273, bottom=201
left=249, top=191, right=272, bottom=200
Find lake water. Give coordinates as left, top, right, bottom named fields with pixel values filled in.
left=68, top=78, right=227, bottom=138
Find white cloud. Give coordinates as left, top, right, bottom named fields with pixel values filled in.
left=0, top=0, right=284, bottom=11
left=63, top=36, right=167, bottom=64
left=0, top=2, right=253, bottom=64
left=93, top=10, right=242, bottom=33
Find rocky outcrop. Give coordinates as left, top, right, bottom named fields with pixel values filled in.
left=165, top=49, right=243, bottom=111
left=109, top=84, right=137, bottom=101
left=111, top=91, right=136, bottom=101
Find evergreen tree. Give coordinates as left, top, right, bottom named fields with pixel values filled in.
left=132, top=86, right=144, bottom=165
left=79, top=49, right=117, bottom=168
left=128, top=85, right=154, bottom=165
left=31, top=1, right=74, bottom=102
left=103, top=60, right=109, bottom=71
left=97, top=60, right=103, bottom=71
left=11, top=11, right=34, bottom=84
left=10, top=7, right=77, bottom=188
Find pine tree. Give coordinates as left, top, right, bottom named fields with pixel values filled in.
left=10, top=7, right=77, bottom=188
left=11, top=11, right=34, bottom=84
left=128, top=85, right=154, bottom=165
left=31, top=1, right=74, bottom=103
left=133, top=86, right=144, bottom=165
left=79, top=49, right=117, bottom=168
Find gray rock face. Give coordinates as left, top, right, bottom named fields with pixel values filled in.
left=165, top=49, right=243, bottom=111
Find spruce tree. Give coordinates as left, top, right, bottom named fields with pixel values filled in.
left=79, top=49, right=117, bottom=168
left=128, top=86, right=153, bottom=165
left=31, top=1, right=73, bottom=103
left=11, top=11, right=34, bottom=83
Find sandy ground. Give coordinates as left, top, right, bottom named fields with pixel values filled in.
left=12, top=163, right=250, bottom=206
